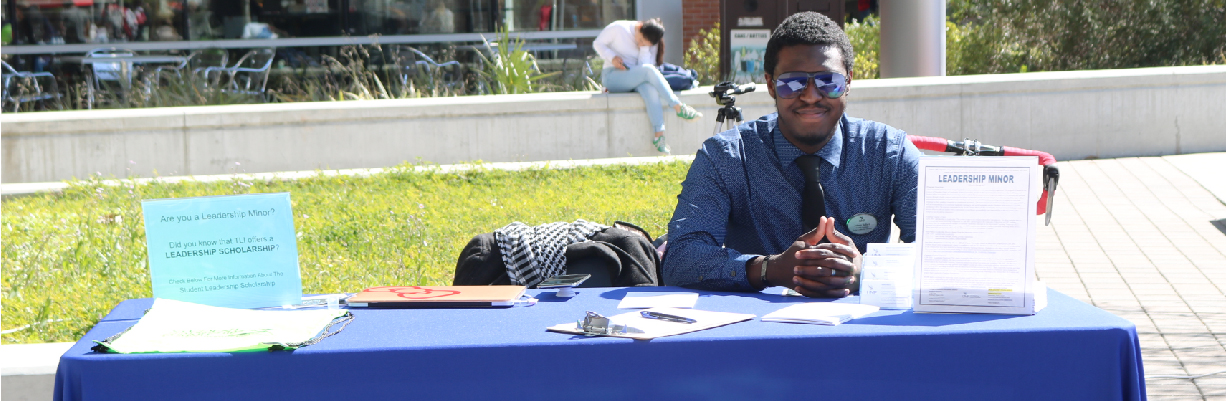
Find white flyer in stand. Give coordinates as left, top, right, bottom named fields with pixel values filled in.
left=913, top=156, right=1042, bottom=315
left=859, top=243, right=916, bottom=309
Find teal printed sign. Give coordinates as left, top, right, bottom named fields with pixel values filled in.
left=142, top=193, right=302, bottom=309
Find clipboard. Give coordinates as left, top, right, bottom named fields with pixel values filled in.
left=546, top=308, right=755, bottom=340
left=346, top=286, right=526, bottom=308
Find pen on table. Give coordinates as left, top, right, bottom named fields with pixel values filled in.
left=640, top=311, right=696, bottom=324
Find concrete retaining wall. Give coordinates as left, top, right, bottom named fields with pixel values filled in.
left=1, top=342, right=73, bottom=401
left=3, top=65, right=1224, bottom=184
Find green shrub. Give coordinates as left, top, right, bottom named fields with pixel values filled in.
left=845, top=16, right=880, bottom=79
left=846, top=12, right=1035, bottom=78
left=848, top=1, right=1225, bottom=77
left=685, top=22, right=722, bottom=85
left=946, top=0, right=1226, bottom=74
left=475, top=28, right=561, bottom=95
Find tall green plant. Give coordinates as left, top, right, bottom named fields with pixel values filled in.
left=115, top=69, right=259, bottom=109
left=845, top=16, right=880, bottom=79
left=684, top=22, right=722, bottom=84
left=269, top=43, right=456, bottom=102
left=475, top=28, right=559, bottom=95
left=318, top=45, right=392, bottom=100
left=849, top=1, right=1224, bottom=78
left=845, top=13, right=1035, bottom=78
left=396, top=46, right=468, bottom=98
left=946, top=0, right=1226, bottom=74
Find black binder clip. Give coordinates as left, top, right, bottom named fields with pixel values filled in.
left=577, top=311, right=640, bottom=337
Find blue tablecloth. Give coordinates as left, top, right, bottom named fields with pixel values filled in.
left=55, top=287, right=1145, bottom=401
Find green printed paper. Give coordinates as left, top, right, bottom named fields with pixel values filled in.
left=96, top=299, right=351, bottom=353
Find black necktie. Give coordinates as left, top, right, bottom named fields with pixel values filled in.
left=795, top=155, right=826, bottom=232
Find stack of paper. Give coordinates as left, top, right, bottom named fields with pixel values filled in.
left=859, top=243, right=916, bottom=309
left=913, top=156, right=1043, bottom=315
left=761, top=302, right=880, bottom=326
left=94, top=299, right=351, bottom=353
left=616, top=292, right=699, bottom=309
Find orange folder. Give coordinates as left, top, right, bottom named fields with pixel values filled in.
left=346, top=286, right=527, bottom=308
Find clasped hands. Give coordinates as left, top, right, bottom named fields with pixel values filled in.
left=756, top=216, right=862, bottom=298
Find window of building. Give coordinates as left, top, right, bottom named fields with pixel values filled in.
left=3, top=0, right=189, bottom=44
left=0, top=0, right=633, bottom=50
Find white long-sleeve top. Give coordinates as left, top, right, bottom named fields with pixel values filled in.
left=593, top=20, right=658, bottom=68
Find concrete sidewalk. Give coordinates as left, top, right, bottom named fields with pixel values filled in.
left=2, top=152, right=1224, bottom=400
left=1039, top=153, right=1226, bottom=400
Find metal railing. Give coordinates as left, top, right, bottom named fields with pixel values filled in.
left=1, top=31, right=602, bottom=55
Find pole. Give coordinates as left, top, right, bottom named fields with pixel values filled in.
left=243, top=0, right=251, bottom=26
left=878, top=0, right=945, bottom=78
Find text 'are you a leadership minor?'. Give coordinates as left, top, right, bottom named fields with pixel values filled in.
left=142, top=193, right=303, bottom=309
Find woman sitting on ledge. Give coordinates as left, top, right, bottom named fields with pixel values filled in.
left=594, top=18, right=702, bottom=154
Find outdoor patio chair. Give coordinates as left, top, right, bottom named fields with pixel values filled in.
left=191, top=48, right=230, bottom=88
left=203, top=48, right=275, bottom=99
left=148, top=53, right=193, bottom=81
left=1, top=60, right=63, bottom=112
left=141, top=51, right=200, bottom=92
left=394, top=46, right=462, bottom=96
left=85, top=47, right=137, bottom=108
left=470, top=40, right=561, bottom=95
left=557, top=47, right=597, bottom=91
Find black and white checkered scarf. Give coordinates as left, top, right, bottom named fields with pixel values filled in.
left=494, top=220, right=608, bottom=287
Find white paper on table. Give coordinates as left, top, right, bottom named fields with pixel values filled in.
left=759, top=286, right=804, bottom=297
left=913, top=156, right=1041, bottom=315
left=761, top=302, right=880, bottom=326
left=546, top=307, right=755, bottom=340
left=866, top=243, right=916, bottom=257
left=1032, top=281, right=1048, bottom=312
left=861, top=256, right=915, bottom=281
left=860, top=280, right=912, bottom=310
left=860, top=245, right=916, bottom=309
left=616, top=292, right=700, bottom=309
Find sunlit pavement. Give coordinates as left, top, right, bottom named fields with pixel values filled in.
left=1037, top=153, right=1226, bottom=400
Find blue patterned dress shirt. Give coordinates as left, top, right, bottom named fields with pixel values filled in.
left=662, top=113, right=920, bottom=291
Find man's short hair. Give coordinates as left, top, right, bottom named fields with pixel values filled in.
left=764, top=12, right=854, bottom=77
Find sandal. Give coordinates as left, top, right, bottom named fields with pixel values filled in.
left=676, top=104, right=702, bottom=120
left=653, top=136, right=671, bottom=154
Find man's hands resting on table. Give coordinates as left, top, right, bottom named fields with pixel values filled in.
left=748, top=216, right=862, bottom=297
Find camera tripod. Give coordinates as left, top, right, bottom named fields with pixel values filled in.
left=709, top=82, right=757, bottom=135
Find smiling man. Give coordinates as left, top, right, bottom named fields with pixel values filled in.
left=661, top=12, right=920, bottom=298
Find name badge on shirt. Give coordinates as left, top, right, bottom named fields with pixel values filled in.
left=847, top=213, right=878, bottom=235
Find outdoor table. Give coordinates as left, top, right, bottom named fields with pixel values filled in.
left=59, top=55, right=192, bottom=107
left=59, top=55, right=192, bottom=78
left=54, top=287, right=1145, bottom=400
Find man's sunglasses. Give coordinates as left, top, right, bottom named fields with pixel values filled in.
left=773, top=71, right=848, bottom=99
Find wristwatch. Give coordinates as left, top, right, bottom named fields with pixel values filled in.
left=759, top=256, right=770, bottom=288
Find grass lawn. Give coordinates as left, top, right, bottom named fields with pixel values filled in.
left=1, top=161, right=691, bottom=344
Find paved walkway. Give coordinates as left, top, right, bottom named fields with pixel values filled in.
left=1040, top=153, right=1226, bottom=400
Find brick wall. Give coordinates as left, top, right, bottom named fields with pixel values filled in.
left=682, top=0, right=721, bottom=54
